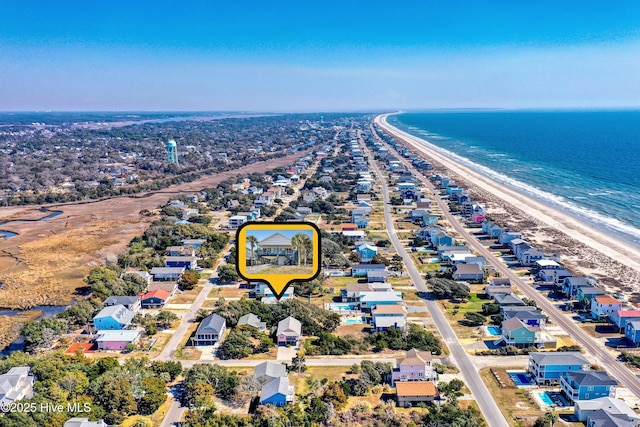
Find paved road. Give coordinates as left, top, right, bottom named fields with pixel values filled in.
left=159, top=386, right=183, bottom=427
left=176, top=356, right=399, bottom=369
left=360, top=133, right=510, bottom=427
left=374, top=114, right=640, bottom=399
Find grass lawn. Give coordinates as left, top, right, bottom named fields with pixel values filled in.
left=389, top=277, right=413, bottom=286
left=402, top=290, right=422, bottom=301
left=479, top=367, right=548, bottom=427
left=174, top=323, right=202, bottom=360
left=170, top=286, right=202, bottom=304
left=291, top=366, right=352, bottom=396
left=208, top=286, right=247, bottom=298
left=325, top=277, right=359, bottom=287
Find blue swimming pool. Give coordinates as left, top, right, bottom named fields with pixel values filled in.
left=487, top=326, right=501, bottom=336
left=344, top=317, right=364, bottom=325
left=330, top=303, right=357, bottom=311
left=538, top=392, right=554, bottom=406
left=508, top=371, right=535, bottom=386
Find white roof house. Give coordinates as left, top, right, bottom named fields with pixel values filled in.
left=0, top=367, right=34, bottom=405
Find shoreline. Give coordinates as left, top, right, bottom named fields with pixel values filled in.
left=375, top=113, right=640, bottom=298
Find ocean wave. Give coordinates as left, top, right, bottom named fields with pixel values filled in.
left=389, top=122, right=640, bottom=246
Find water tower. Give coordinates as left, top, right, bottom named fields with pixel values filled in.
left=167, top=139, right=179, bottom=164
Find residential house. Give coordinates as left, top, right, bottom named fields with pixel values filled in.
left=391, top=348, right=436, bottom=384
left=255, top=233, right=298, bottom=266
left=356, top=243, right=378, bottom=263
left=500, top=317, right=538, bottom=347
left=166, top=245, right=194, bottom=256
left=560, top=371, right=617, bottom=404
left=591, top=295, right=623, bottom=320
left=574, top=397, right=640, bottom=425
left=358, top=291, right=403, bottom=309
left=64, top=419, right=108, bottom=427
left=341, top=223, right=359, bottom=232
left=367, top=270, right=389, bottom=283
left=104, top=295, right=141, bottom=312
left=577, top=286, right=606, bottom=303
left=342, top=230, right=365, bottom=240
left=482, top=221, right=504, bottom=238
left=625, top=321, right=640, bottom=346
left=503, top=307, right=546, bottom=328
left=182, top=238, right=206, bottom=249
left=485, top=278, right=512, bottom=299
left=539, top=268, right=573, bottom=285
left=256, top=283, right=294, bottom=304
left=610, top=310, right=640, bottom=333
left=0, top=367, right=34, bottom=405
left=452, top=264, right=484, bottom=282
left=351, top=263, right=386, bottom=277
left=228, top=215, right=248, bottom=229
left=254, top=361, right=287, bottom=384
left=495, top=293, right=526, bottom=307
left=95, top=330, right=142, bottom=351
left=276, top=316, right=302, bottom=347
left=194, top=314, right=227, bottom=345
left=140, top=289, right=172, bottom=308
left=499, top=231, right=523, bottom=245
left=255, top=194, right=274, bottom=206
left=395, top=381, right=437, bottom=408
left=587, top=409, right=637, bottom=427
left=260, top=376, right=295, bottom=407
left=165, top=256, right=197, bottom=269
left=528, top=352, right=590, bottom=385
left=518, top=248, right=545, bottom=266
left=535, top=260, right=562, bottom=271
left=150, top=267, right=185, bottom=282
left=371, top=305, right=407, bottom=331
left=341, top=283, right=376, bottom=302
left=238, top=313, right=267, bottom=332
left=563, top=276, right=595, bottom=298
left=93, top=304, right=135, bottom=330
left=148, top=282, right=178, bottom=298
left=431, top=232, right=454, bottom=247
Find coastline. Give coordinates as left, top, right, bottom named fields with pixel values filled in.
left=375, top=113, right=640, bottom=298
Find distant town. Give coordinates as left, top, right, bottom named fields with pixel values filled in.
left=0, top=113, right=639, bottom=427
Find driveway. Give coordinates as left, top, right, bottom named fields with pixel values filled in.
left=276, top=346, right=298, bottom=362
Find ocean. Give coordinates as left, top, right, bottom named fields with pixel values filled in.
left=387, top=110, right=640, bottom=247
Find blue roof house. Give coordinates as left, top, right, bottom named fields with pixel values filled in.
left=528, top=352, right=590, bottom=385
left=259, top=377, right=295, bottom=407
left=430, top=232, right=454, bottom=247
left=560, top=371, right=617, bottom=404
left=576, top=286, right=606, bottom=303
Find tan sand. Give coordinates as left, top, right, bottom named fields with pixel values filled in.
left=376, top=113, right=640, bottom=300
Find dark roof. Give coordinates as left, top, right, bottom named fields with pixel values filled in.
left=564, top=371, right=617, bottom=386
left=351, top=264, right=385, bottom=270
left=529, top=352, right=589, bottom=366
left=587, top=409, right=632, bottom=427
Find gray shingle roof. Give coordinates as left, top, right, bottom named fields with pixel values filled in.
left=196, top=314, right=226, bottom=335
left=260, top=376, right=293, bottom=402
left=258, top=233, right=291, bottom=247
left=254, top=361, right=287, bottom=383
left=529, top=351, right=589, bottom=366
left=276, top=316, right=302, bottom=337
left=565, top=371, right=617, bottom=386
left=238, top=313, right=266, bottom=330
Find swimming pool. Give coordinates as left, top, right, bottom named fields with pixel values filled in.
left=538, top=392, right=554, bottom=406
left=343, top=317, right=364, bottom=325
left=486, top=326, right=501, bottom=336
left=331, top=303, right=357, bottom=310
left=508, top=371, right=535, bottom=386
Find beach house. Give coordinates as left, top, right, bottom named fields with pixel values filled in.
left=194, top=314, right=226, bottom=345
left=259, top=376, right=295, bottom=407
left=574, top=397, right=640, bottom=425
left=254, top=361, right=287, bottom=384
left=0, top=367, right=34, bottom=405
left=576, top=286, right=606, bottom=303
left=371, top=305, right=408, bottom=331
left=591, top=295, right=623, bottom=320
left=64, top=418, right=108, bottom=427
left=276, top=316, right=302, bottom=347
left=390, top=348, right=436, bottom=385
left=528, top=352, right=590, bottom=385
left=610, top=310, right=640, bottom=332
left=495, top=293, right=526, bottom=307
left=165, top=255, right=197, bottom=269
left=104, top=295, right=141, bottom=312
left=93, top=304, right=135, bottom=330
left=238, top=313, right=267, bottom=332
left=150, top=267, right=185, bottom=282
left=560, top=371, right=617, bottom=404
left=452, top=264, right=484, bottom=282
left=358, top=291, right=403, bottom=309
left=625, top=321, right=640, bottom=346
left=563, top=276, right=594, bottom=298
left=356, top=243, right=378, bottom=262
left=140, top=289, right=172, bottom=308
left=499, top=318, right=538, bottom=347
left=395, top=382, right=437, bottom=408
left=255, top=233, right=298, bottom=266
left=351, top=263, right=386, bottom=277
left=485, top=278, right=512, bottom=299
left=95, top=330, right=142, bottom=351
left=502, top=307, right=546, bottom=328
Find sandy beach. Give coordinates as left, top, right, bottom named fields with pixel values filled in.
left=376, top=113, right=640, bottom=301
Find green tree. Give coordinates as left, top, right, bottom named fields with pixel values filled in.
left=291, top=233, right=312, bottom=266
left=138, top=377, right=168, bottom=415
left=247, top=235, right=259, bottom=266
left=179, top=270, right=200, bottom=290
left=218, top=264, right=239, bottom=283
left=464, top=312, right=486, bottom=326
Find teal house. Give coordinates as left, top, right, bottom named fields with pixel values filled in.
left=356, top=244, right=378, bottom=262
left=500, top=317, right=536, bottom=347
left=93, top=304, right=135, bottom=331
left=560, top=371, right=617, bottom=403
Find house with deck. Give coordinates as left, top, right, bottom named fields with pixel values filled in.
left=358, top=291, right=403, bottom=309
left=452, top=264, right=484, bottom=282
left=276, top=316, right=302, bottom=347
left=563, top=276, right=595, bottom=298
left=625, top=321, right=640, bottom=346
left=560, top=371, right=617, bottom=404
left=165, top=256, right=197, bottom=269
left=395, top=381, right=437, bottom=408
left=356, top=243, right=378, bottom=262
left=610, top=310, right=640, bottom=333
left=260, top=376, right=295, bottom=407
left=371, top=305, right=407, bottom=331
left=577, top=286, right=606, bottom=303
left=390, top=348, right=436, bottom=384
left=591, top=295, right=623, bottom=320
left=64, top=418, right=108, bottom=427
left=367, top=270, right=389, bottom=283
left=95, top=330, right=142, bottom=351
left=194, top=314, right=226, bottom=345
left=256, top=233, right=298, bottom=266
left=499, top=317, right=538, bottom=347
left=503, top=307, right=546, bottom=328
left=495, top=293, right=526, bottom=307
left=140, top=289, right=172, bottom=308
left=93, top=304, right=135, bottom=330
left=351, top=263, right=386, bottom=277
left=104, top=295, right=141, bottom=312
left=574, top=397, right=640, bottom=425
left=485, top=278, right=512, bottom=299
left=150, top=267, right=185, bottom=282
left=528, top=352, right=590, bottom=385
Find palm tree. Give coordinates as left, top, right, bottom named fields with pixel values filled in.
left=292, top=233, right=312, bottom=266
left=291, top=233, right=304, bottom=266
left=247, top=235, right=259, bottom=266
left=545, top=410, right=558, bottom=427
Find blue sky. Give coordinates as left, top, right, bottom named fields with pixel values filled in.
left=1, top=1, right=639, bottom=111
